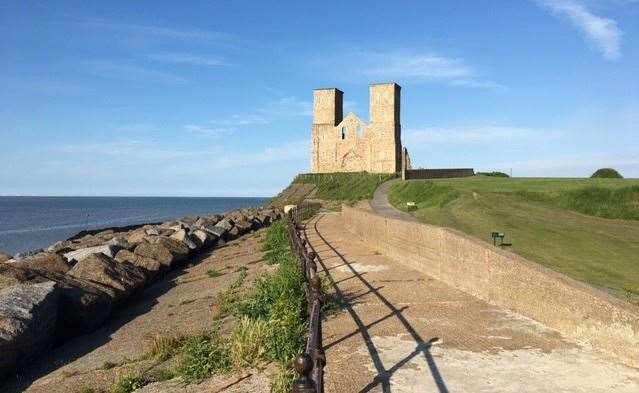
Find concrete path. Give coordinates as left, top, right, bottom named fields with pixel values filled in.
left=370, top=179, right=418, bottom=222
left=304, top=212, right=639, bottom=393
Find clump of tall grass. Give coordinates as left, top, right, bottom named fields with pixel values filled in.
left=148, top=333, right=187, bottom=361
left=175, top=328, right=231, bottom=384
left=110, top=372, right=147, bottom=393
left=557, top=186, right=639, bottom=220
left=228, top=317, right=269, bottom=368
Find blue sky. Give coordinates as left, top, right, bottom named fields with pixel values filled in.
left=1, top=0, right=638, bottom=196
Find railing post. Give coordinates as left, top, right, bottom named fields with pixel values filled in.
left=292, top=353, right=316, bottom=393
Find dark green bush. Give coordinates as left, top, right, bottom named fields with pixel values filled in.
left=477, top=171, right=509, bottom=178
left=591, top=168, right=623, bottom=178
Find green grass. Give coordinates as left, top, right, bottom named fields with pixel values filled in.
left=166, top=220, right=306, bottom=390
left=293, top=172, right=396, bottom=202
left=110, top=372, right=147, bottom=393
left=388, top=177, right=639, bottom=301
left=175, top=328, right=231, bottom=384
left=148, top=333, right=187, bottom=361
left=232, top=220, right=307, bottom=363
left=206, top=269, right=224, bottom=278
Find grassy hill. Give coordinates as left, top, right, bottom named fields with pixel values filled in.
left=272, top=172, right=395, bottom=207
left=388, top=177, right=639, bottom=302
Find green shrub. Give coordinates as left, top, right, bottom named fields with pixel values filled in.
left=175, top=329, right=231, bottom=383
left=110, top=372, right=147, bottom=393
left=591, top=168, right=623, bottom=178
left=477, top=171, right=509, bottom=177
left=207, top=269, right=224, bottom=278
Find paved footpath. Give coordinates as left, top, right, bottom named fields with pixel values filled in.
left=304, top=212, right=639, bottom=393
left=370, top=179, right=418, bottom=222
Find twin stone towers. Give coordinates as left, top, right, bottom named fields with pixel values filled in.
left=311, top=82, right=410, bottom=174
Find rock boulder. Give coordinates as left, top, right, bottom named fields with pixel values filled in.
left=63, top=244, right=122, bottom=264
left=0, top=252, right=12, bottom=264
left=0, top=281, right=59, bottom=379
left=115, top=249, right=161, bottom=281
left=67, top=254, right=145, bottom=303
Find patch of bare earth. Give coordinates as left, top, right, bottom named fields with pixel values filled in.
left=2, top=231, right=275, bottom=393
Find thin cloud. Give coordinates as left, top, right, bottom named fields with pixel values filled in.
left=184, top=114, right=271, bottom=137
left=315, top=51, right=504, bottom=90
left=147, top=52, right=234, bottom=67
left=405, top=125, right=562, bottom=145
left=183, top=124, right=236, bottom=137
left=85, top=61, right=188, bottom=84
left=79, top=18, right=239, bottom=43
left=257, top=97, right=312, bottom=117
left=537, top=0, right=621, bottom=60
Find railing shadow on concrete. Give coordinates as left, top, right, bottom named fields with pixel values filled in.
left=305, top=214, right=449, bottom=393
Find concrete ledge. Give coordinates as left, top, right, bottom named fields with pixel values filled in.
left=341, top=205, right=639, bottom=368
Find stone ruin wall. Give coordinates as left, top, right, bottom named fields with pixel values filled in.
left=311, top=83, right=404, bottom=174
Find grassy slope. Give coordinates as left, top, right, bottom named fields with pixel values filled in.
left=388, top=177, right=639, bottom=301
left=294, top=172, right=396, bottom=201
left=270, top=172, right=396, bottom=208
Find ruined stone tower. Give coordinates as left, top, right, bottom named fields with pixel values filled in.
left=311, top=82, right=404, bottom=174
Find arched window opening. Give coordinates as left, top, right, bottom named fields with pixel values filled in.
left=341, top=126, right=346, bottom=140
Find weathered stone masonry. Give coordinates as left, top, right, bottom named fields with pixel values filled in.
left=311, top=83, right=406, bottom=174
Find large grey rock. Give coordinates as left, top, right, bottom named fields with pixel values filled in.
left=13, top=253, right=71, bottom=275
left=0, top=281, right=59, bottom=379
left=32, top=271, right=112, bottom=340
left=0, top=252, right=12, bottom=264
left=13, top=249, right=43, bottom=260
left=145, top=228, right=160, bottom=236
left=191, top=230, right=211, bottom=247
left=127, top=229, right=148, bottom=246
left=107, top=236, right=131, bottom=250
left=67, top=254, right=145, bottom=303
left=0, top=265, right=42, bottom=291
left=257, top=213, right=272, bottom=227
left=195, top=216, right=220, bottom=228
left=201, top=224, right=225, bottom=239
left=150, top=237, right=189, bottom=262
left=63, top=244, right=122, bottom=263
left=114, top=249, right=161, bottom=281
left=215, top=218, right=234, bottom=232
left=46, top=240, right=73, bottom=254
left=234, top=219, right=252, bottom=235
left=170, top=229, right=198, bottom=250
left=134, top=242, right=173, bottom=269
left=227, top=226, right=240, bottom=240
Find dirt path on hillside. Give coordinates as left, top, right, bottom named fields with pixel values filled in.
left=1, top=232, right=274, bottom=393
left=305, top=212, right=639, bottom=393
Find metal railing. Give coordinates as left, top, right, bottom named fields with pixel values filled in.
left=287, top=206, right=325, bottom=393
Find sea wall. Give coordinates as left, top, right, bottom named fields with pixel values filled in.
left=0, top=207, right=281, bottom=379
left=341, top=205, right=639, bottom=368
